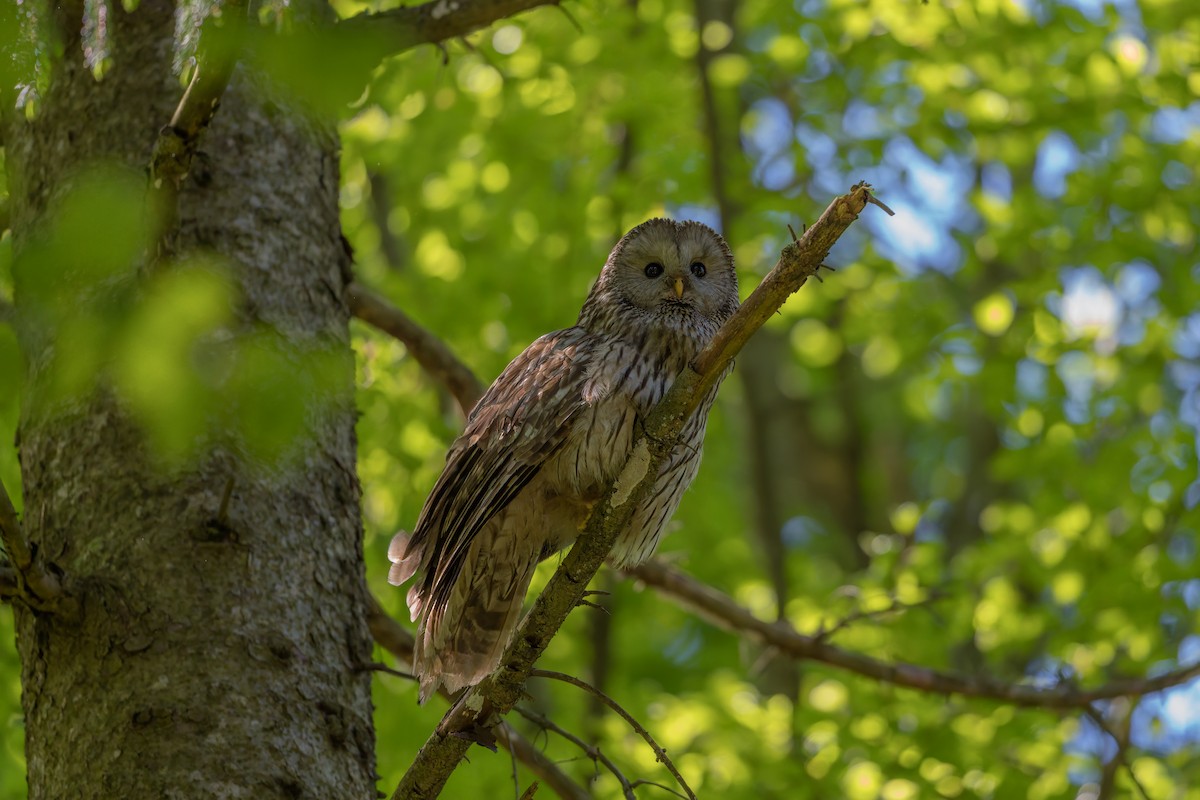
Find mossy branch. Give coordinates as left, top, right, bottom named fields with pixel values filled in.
left=390, top=183, right=884, bottom=799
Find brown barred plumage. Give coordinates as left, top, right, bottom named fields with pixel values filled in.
left=389, top=219, right=739, bottom=702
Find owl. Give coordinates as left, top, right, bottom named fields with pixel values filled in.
left=389, top=218, right=739, bottom=702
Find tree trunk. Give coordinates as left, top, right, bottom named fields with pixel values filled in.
left=3, top=2, right=376, bottom=798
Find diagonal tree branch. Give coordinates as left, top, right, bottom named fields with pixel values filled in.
left=338, top=0, right=563, bottom=53
left=626, top=559, right=1200, bottom=710
left=390, top=184, right=882, bottom=799
left=349, top=223, right=1198, bottom=714
left=365, top=595, right=590, bottom=800
left=347, top=282, right=485, bottom=417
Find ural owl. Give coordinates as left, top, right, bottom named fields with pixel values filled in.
left=389, top=218, right=739, bottom=702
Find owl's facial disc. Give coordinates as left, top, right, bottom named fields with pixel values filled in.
left=584, top=218, right=736, bottom=334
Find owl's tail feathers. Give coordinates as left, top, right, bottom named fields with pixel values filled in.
left=414, top=542, right=536, bottom=704
left=387, top=531, right=419, bottom=584
left=387, top=531, right=427, bottom=621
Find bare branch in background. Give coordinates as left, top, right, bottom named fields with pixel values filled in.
left=1087, top=702, right=1149, bottom=800
left=391, top=184, right=882, bottom=799
left=367, top=172, right=406, bottom=271
left=347, top=282, right=485, bottom=418
left=626, top=559, right=1200, bottom=709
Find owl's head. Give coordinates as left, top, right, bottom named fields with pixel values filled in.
left=579, top=218, right=739, bottom=336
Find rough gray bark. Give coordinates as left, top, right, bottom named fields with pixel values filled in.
left=2, top=2, right=376, bottom=798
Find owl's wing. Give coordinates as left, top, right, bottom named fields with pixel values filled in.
left=404, top=326, right=598, bottom=624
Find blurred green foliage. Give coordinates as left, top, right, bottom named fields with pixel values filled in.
left=4, top=0, right=1200, bottom=798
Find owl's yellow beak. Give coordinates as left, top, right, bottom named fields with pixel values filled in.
left=673, top=277, right=685, bottom=299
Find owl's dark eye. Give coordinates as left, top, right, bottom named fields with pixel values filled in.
left=644, top=262, right=664, bottom=278
left=690, top=261, right=707, bottom=278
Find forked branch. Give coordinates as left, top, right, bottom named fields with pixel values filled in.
left=390, top=183, right=883, bottom=799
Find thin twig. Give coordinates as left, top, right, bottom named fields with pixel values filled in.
left=361, top=661, right=417, bottom=681
left=552, top=3, right=584, bottom=34
left=347, top=282, right=484, bottom=417
left=365, top=594, right=590, bottom=800
left=1086, top=704, right=1150, bottom=800
left=392, top=184, right=881, bottom=799
left=513, top=705, right=636, bottom=800
left=531, top=669, right=695, bottom=800
left=366, top=171, right=406, bottom=271
left=813, top=590, right=946, bottom=642
left=692, top=0, right=737, bottom=229
left=499, top=723, right=587, bottom=800
left=864, top=193, right=896, bottom=216
left=509, top=721, right=521, bottom=800
left=147, top=0, right=248, bottom=265
left=629, top=780, right=687, bottom=799
left=626, top=559, right=1200, bottom=709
